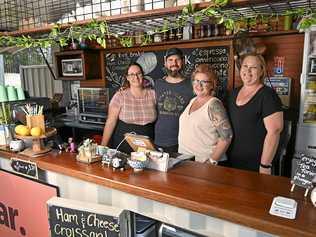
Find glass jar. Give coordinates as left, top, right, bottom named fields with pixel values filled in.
left=135, top=31, right=144, bottom=45
left=153, top=33, right=162, bottom=43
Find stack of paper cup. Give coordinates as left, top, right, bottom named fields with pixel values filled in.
left=16, top=87, right=25, bottom=100
left=0, top=85, right=8, bottom=102
left=6, top=86, right=18, bottom=101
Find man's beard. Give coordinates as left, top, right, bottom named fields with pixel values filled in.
left=165, top=67, right=182, bottom=77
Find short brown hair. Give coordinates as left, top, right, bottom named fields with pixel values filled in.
left=192, top=64, right=217, bottom=90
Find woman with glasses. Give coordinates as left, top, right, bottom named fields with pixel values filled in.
left=101, top=62, right=156, bottom=153
left=227, top=53, right=283, bottom=174
left=178, top=64, right=232, bottom=164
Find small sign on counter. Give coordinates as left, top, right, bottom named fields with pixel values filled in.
left=10, top=157, right=38, bottom=179
left=291, top=154, right=316, bottom=196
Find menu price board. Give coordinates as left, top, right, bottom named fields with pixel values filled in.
left=105, top=46, right=230, bottom=99
left=291, top=154, right=316, bottom=195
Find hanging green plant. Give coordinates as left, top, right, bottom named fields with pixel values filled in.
left=0, top=1, right=315, bottom=49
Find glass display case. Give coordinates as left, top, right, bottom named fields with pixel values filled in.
left=302, top=30, right=316, bottom=123
left=295, top=25, right=316, bottom=156
left=300, top=29, right=316, bottom=124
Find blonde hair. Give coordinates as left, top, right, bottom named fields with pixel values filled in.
left=240, top=53, right=267, bottom=82
left=192, top=64, right=217, bottom=95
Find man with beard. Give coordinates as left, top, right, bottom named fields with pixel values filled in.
left=154, top=48, right=194, bottom=153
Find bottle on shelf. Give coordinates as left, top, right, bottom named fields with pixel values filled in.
left=183, top=23, right=193, bottom=40
left=213, top=24, right=219, bottom=37
left=193, top=24, right=202, bottom=39
left=176, top=27, right=183, bottom=40
left=162, top=30, right=169, bottom=41
left=169, top=29, right=176, bottom=41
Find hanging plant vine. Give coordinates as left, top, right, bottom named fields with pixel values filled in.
left=0, top=0, right=315, bottom=49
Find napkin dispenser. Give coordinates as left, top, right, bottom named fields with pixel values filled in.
left=147, top=151, right=170, bottom=172
left=147, top=152, right=194, bottom=172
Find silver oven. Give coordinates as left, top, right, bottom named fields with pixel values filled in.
left=77, top=88, right=109, bottom=124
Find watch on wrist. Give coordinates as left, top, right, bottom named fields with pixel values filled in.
left=209, top=158, right=218, bottom=165
left=260, top=163, right=272, bottom=169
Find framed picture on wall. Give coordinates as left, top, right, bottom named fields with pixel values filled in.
left=70, top=81, right=80, bottom=100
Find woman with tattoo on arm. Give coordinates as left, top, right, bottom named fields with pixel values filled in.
left=178, top=64, right=233, bottom=165
left=227, top=53, right=283, bottom=175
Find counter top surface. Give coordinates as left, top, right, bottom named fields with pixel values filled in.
left=1, top=150, right=315, bottom=237
left=54, top=114, right=104, bottom=130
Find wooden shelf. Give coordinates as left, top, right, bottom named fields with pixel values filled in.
left=107, top=30, right=301, bottom=50
left=55, top=49, right=103, bottom=81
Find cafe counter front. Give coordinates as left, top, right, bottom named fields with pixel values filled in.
left=0, top=150, right=315, bottom=237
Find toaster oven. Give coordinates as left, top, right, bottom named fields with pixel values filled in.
left=78, top=88, right=109, bottom=124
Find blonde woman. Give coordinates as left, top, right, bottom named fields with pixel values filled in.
left=178, top=64, right=232, bottom=164
left=227, top=53, right=283, bottom=174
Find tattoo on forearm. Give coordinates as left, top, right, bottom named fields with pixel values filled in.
left=209, top=100, right=233, bottom=140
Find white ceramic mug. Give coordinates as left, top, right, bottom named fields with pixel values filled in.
left=10, top=140, right=24, bottom=152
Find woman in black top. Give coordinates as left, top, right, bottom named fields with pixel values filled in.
left=227, top=53, right=283, bottom=175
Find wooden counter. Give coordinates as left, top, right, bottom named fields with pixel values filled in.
left=0, top=150, right=315, bottom=237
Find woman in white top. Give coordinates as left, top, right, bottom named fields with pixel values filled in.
left=178, top=64, right=233, bottom=164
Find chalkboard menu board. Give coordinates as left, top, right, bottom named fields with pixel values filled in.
left=47, top=197, right=121, bottom=237
left=105, top=46, right=230, bottom=98
left=292, top=154, right=316, bottom=189
left=10, top=157, right=38, bottom=179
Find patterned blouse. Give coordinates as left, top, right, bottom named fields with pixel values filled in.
left=110, top=88, right=156, bottom=125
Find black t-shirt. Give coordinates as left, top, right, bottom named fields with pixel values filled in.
left=227, top=85, right=283, bottom=171
left=154, top=77, right=193, bottom=147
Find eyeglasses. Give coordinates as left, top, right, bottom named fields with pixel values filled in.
left=192, top=79, right=212, bottom=87
left=127, top=72, right=143, bottom=78
left=241, top=64, right=259, bottom=72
